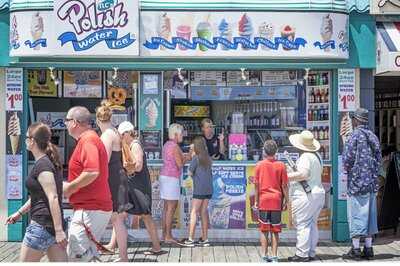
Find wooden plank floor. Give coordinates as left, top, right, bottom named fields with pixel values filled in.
left=1, top=237, right=400, bottom=262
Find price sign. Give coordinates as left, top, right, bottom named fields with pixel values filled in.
left=338, top=69, right=356, bottom=112
left=6, top=68, right=23, bottom=111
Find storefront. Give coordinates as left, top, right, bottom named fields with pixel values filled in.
left=370, top=0, right=400, bottom=233
left=4, top=0, right=372, bottom=242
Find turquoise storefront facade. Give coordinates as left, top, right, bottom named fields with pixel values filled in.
left=2, top=0, right=375, bottom=242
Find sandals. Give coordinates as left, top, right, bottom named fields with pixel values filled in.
left=143, top=249, right=166, bottom=256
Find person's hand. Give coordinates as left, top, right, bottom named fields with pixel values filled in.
left=282, top=201, right=288, bottom=211
left=285, top=164, right=294, bottom=173
left=63, top=181, right=74, bottom=198
left=218, top=133, right=224, bottom=142
left=253, top=202, right=258, bottom=210
left=55, top=230, right=68, bottom=248
left=5, top=212, right=21, bottom=225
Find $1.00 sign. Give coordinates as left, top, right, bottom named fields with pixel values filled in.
left=338, top=69, right=356, bottom=112
left=5, top=68, right=23, bottom=111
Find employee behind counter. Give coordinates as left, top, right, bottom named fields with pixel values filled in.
left=200, top=118, right=226, bottom=161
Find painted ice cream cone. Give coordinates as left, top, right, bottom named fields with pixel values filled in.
left=258, top=22, right=274, bottom=50
left=238, top=13, right=254, bottom=50
left=30, top=12, right=44, bottom=50
left=8, top=112, right=21, bottom=155
left=157, top=13, right=171, bottom=50
left=320, top=14, right=333, bottom=52
left=281, top=25, right=296, bottom=51
left=197, top=21, right=212, bottom=51
left=340, top=113, right=352, bottom=145
left=218, top=19, right=232, bottom=50
left=146, top=99, right=158, bottom=128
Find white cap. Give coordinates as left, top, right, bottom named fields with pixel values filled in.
left=118, top=121, right=134, bottom=134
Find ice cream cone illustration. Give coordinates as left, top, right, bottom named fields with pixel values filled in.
left=8, top=112, right=21, bottom=155
left=340, top=112, right=353, bottom=145
left=30, top=12, right=44, bottom=50
left=197, top=21, right=212, bottom=52
left=10, top=15, right=20, bottom=49
left=238, top=13, right=254, bottom=50
left=218, top=18, right=232, bottom=50
left=258, top=22, right=274, bottom=50
left=146, top=99, right=159, bottom=128
left=157, top=13, right=171, bottom=50
left=320, top=14, right=333, bottom=52
left=281, top=25, right=296, bottom=51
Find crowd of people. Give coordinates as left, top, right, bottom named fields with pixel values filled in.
left=5, top=102, right=383, bottom=262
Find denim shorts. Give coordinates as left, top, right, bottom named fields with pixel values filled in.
left=347, top=192, right=378, bottom=238
left=23, top=221, right=56, bottom=252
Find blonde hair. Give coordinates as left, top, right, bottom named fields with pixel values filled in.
left=96, top=99, right=113, bottom=122
left=168, top=123, right=183, bottom=140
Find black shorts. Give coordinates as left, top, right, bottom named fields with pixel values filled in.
left=258, top=210, right=282, bottom=233
left=193, top=194, right=212, bottom=200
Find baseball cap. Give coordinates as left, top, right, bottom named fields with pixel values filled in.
left=118, top=121, right=135, bottom=134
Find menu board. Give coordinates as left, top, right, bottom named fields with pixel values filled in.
left=174, top=105, right=210, bottom=118
left=28, top=69, right=58, bottom=97
left=262, top=71, right=298, bottom=86
left=190, top=71, right=227, bottom=86
left=227, top=71, right=261, bottom=86
left=63, top=71, right=102, bottom=98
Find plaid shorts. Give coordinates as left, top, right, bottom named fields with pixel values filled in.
left=258, top=210, right=282, bottom=233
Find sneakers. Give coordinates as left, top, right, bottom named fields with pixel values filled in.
left=269, top=256, right=279, bottom=263
left=342, top=247, right=362, bottom=261
left=287, top=255, right=310, bottom=262
left=196, top=238, right=210, bottom=247
left=182, top=239, right=195, bottom=247
left=362, top=247, right=374, bottom=260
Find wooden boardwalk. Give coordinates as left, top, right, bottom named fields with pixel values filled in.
left=1, top=237, right=399, bottom=262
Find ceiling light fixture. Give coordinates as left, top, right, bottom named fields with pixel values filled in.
left=49, top=67, right=60, bottom=86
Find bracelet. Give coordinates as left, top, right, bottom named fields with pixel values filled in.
left=18, top=210, right=23, bottom=216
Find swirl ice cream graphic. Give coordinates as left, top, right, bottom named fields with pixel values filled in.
left=281, top=25, right=296, bottom=51
left=8, top=112, right=21, bottom=155
left=197, top=21, right=212, bottom=51
left=145, top=99, right=159, bottom=128
left=30, top=12, right=44, bottom=50
left=157, top=13, right=171, bottom=50
left=258, top=22, right=274, bottom=50
left=320, top=14, right=333, bottom=52
left=238, top=13, right=254, bottom=50
left=218, top=19, right=232, bottom=50
left=10, top=15, right=20, bottom=50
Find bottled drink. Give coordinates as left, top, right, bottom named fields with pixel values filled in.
left=315, top=88, right=321, bottom=103
left=319, top=127, right=324, bottom=140
left=308, top=107, right=313, bottom=121
left=309, top=88, right=315, bottom=103
left=313, top=107, right=318, bottom=121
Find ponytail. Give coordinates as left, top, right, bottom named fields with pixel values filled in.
left=45, top=142, right=63, bottom=171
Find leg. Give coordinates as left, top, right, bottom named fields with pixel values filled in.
left=105, top=227, right=117, bottom=250
left=165, top=200, right=179, bottom=241
left=112, top=212, right=128, bottom=261
left=189, top=199, right=202, bottom=240
left=260, top=232, right=269, bottom=257
left=200, top=199, right=210, bottom=240
left=291, top=195, right=312, bottom=258
left=162, top=200, right=167, bottom=241
left=20, top=244, right=44, bottom=262
left=309, top=194, right=324, bottom=258
left=47, top=244, right=68, bottom=262
left=271, top=232, right=279, bottom=257
left=142, top=214, right=161, bottom=252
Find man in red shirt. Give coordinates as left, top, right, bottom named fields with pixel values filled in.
left=254, top=140, right=289, bottom=263
left=63, top=106, right=112, bottom=262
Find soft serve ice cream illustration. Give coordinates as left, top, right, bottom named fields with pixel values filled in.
left=238, top=13, right=254, bottom=50
left=218, top=18, right=232, bottom=50
left=157, top=13, right=171, bottom=50
left=320, top=14, right=333, bottom=52
left=8, top=112, right=21, bottom=155
left=146, top=99, right=159, bottom=128
left=258, top=22, right=274, bottom=50
left=30, top=12, right=44, bottom=50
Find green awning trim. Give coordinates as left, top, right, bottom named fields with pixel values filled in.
left=9, top=0, right=365, bottom=13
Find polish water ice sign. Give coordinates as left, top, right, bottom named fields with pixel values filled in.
left=54, top=0, right=139, bottom=56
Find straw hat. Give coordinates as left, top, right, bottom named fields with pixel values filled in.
left=289, top=130, right=321, bottom=152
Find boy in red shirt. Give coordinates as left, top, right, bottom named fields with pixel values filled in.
left=254, top=140, right=289, bottom=262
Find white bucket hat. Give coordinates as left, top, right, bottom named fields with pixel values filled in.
left=118, top=121, right=135, bottom=135
left=289, top=130, right=321, bottom=152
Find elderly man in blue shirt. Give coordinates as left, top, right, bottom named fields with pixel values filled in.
left=342, top=108, right=382, bottom=261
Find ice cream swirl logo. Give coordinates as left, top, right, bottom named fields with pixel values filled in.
left=10, top=15, right=20, bottom=50
left=57, top=0, right=135, bottom=51
left=25, top=12, right=47, bottom=50
left=313, top=14, right=335, bottom=51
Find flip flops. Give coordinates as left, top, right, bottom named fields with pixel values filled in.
left=143, top=249, right=166, bottom=256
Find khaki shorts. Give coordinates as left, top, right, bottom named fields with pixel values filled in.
left=67, top=209, right=112, bottom=262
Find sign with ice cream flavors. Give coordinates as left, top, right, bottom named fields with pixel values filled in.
left=141, top=11, right=348, bottom=58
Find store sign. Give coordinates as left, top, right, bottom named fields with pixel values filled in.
left=338, top=69, right=356, bottom=112
left=28, top=70, right=58, bottom=97
left=371, top=0, right=400, bottom=14
left=140, top=11, right=349, bottom=58
left=6, top=68, right=23, bottom=111
left=10, top=0, right=139, bottom=57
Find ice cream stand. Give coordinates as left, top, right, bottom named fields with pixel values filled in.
left=3, top=0, right=375, bottom=243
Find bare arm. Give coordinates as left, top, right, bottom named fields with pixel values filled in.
left=173, top=145, right=185, bottom=168
left=63, top=171, right=99, bottom=198
left=38, top=171, right=64, bottom=233
left=130, top=142, right=144, bottom=172
left=5, top=198, right=31, bottom=224
left=254, top=183, right=259, bottom=208
left=100, top=130, right=114, bottom=162
left=281, top=183, right=289, bottom=210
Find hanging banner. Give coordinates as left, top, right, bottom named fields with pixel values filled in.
left=338, top=69, right=356, bottom=112
left=141, top=11, right=349, bottom=58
